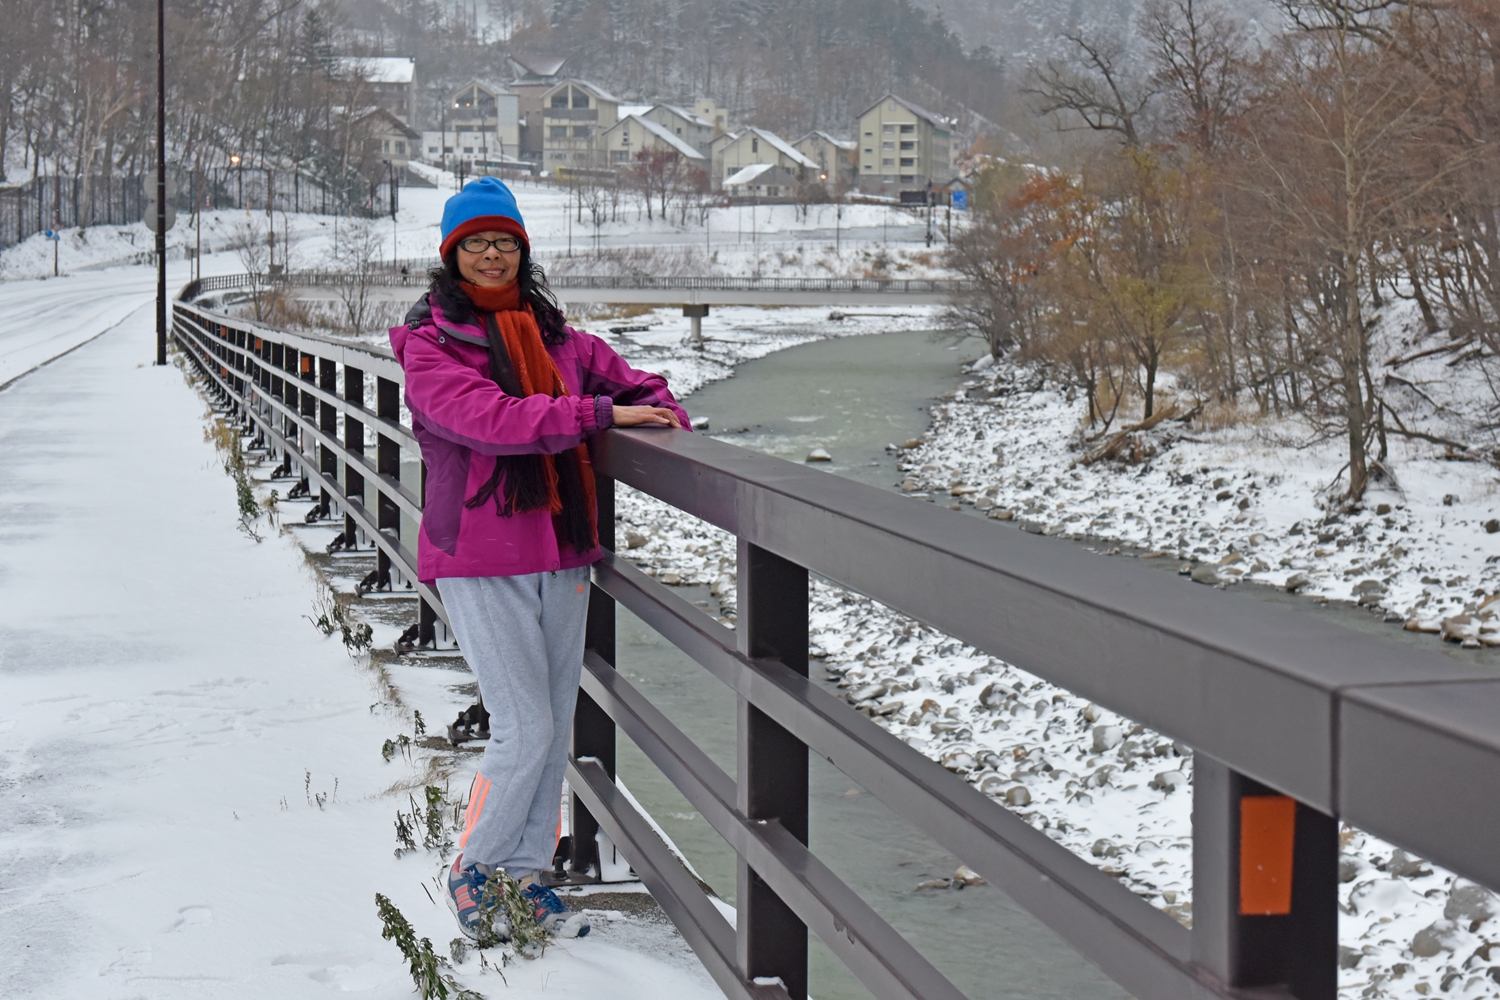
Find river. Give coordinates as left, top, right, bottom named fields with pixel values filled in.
left=612, top=329, right=1133, bottom=1000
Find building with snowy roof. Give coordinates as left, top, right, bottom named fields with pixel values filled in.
left=601, top=115, right=707, bottom=168
left=442, top=80, right=520, bottom=157
left=334, top=57, right=417, bottom=127
left=537, top=80, right=621, bottom=171
left=711, top=127, right=815, bottom=193
left=855, top=93, right=955, bottom=197
left=794, top=131, right=857, bottom=191
left=642, top=105, right=718, bottom=155
left=507, top=55, right=570, bottom=163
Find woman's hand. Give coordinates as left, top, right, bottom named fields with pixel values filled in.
left=613, top=404, right=682, bottom=429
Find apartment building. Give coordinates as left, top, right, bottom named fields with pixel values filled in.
left=601, top=115, right=707, bottom=168
left=642, top=105, right=717, bottom=155
left=444, top=80, right=520, bottom=153
left=855, top=94, right=954, bottom=197
left=712, top=127, right=816, bottom=193
left=794, top=131, right=856, bottom=190
left=538, top=80, right=621, bottom=170
left=336, top=56, right=417, bottom=127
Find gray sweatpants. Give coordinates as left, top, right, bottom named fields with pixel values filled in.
left=439, top=567, right=590, bottom=876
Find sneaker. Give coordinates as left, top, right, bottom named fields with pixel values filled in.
left=446, top=857, right=511, bottom=942
left=522, top=882, right=590, bottom=938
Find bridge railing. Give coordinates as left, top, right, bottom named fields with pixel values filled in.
left=186, top=270, right=973, bottom=296
left=170, top=290, right=1500, bottom=1000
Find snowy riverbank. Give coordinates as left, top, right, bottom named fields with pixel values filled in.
left=599, top=321, right=1500, bottom=1000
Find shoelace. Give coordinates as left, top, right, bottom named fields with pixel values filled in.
left=523, top=883, right=567, bottom=915
left=456, top=866, right=489, bottom=905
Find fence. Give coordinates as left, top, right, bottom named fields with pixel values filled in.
left=186, top=270, right=973, bottom=296
left=170, top=289, right=1500, bottom=1000
left=1, top=165, right=390, bottom=250
left=0, top=174, right=149, bottom=248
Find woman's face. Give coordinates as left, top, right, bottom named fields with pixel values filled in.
left=455, top=231, right=522, bottom=287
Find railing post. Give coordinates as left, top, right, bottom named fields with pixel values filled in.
left=735, top=539, right=809, bottom=1000
left=418, top=458, right=436, bottom=646
left=375, top=376, right=400, bottom=588
left=343, top=365, right=365, bottom=547
left=1192, top=755, right=1337, bottom=1000
left=572, top=475, right=616, bottom=876
left=318, top=357, right=337, bottom=517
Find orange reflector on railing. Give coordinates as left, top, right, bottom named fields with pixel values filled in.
left=301, top=356, right=311, bottom=373
left=1240, top=795, right=1296, bottom=915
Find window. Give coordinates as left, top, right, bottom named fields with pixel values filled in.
left=676, top=127, right=683, bottom=134
left=381, top=139, right=390, bottom=152
left=550, top=126, right=569, bottom=139
left=574, top=152, right=586, bottom=160
left=863, top=164, right=873, bottom=171
left=572, top=91, right=590, bottom=108
left=751, top=137, right=759, bottom=153
left=611, top=150, right=630, bottom=163
left=768, top=186, right=779, bottom=197
left=882, top=141, right=894, bottom=150
left=396, top=141, right=406, bottom=155
left=551, top=92, right=569, bottom=108
left=900, top=174, right=915, bottom=182
left=864, top=148, right=873, bottom=155
left=464, top=146, right=474, bottom=154
left=428, top=146, right=439, bottom=154
left=882, top=174, right=895, bottom=181
left=864, top=130, right=873, bottom=137
left=900, top=124, right=915, bottom=134
left=882, top=157, right=895, bottom=166
left=573, top=126, right=591, bottom=138
left=900, top=157, right=915, bottom=167
left=444, top=146, right=453, bottom=153
left=882, top=124, right=895, bottom=134
left=900, top=141, right=916, bottom=151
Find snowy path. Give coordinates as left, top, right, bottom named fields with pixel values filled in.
left=0, top=269, right=157, bottom=388
left=0, top=296, right=721, bottom=997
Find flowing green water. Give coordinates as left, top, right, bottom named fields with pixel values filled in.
left=611, top=329, right=1132, bottom=1000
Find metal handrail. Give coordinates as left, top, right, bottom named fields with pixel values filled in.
left=170, top=289, right=1500, bottom=1000
left=188, top=271, right=975, bottom=296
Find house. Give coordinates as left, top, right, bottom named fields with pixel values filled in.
left=444, top=80, right=520, bottom=154
left=538, top=80, right=620, bottom=170
left=855, top=94, right=955, bottom=196
left=358, top=109, right=421, bottom=172
left=794, top=131, right=856, bottom=190
left=712, top=127, right=816, bottom=192
left=643, top=104, right=717, bottom=155
left=601, top=115, right=707, bottom=169
left=336, top=57, right=417, bottom=126
left=508, top=55, right=569, bottom=162
left=723, top=162, right=803, bottom=199
left=420, top=130, right=528, bottom=174
left=693, top=98, right=730, bottom=135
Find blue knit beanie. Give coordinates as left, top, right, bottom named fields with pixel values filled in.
left=439, top=177, right=528, bottom=256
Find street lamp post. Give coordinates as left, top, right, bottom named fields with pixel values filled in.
left=154, top=0, right=166, bottom=365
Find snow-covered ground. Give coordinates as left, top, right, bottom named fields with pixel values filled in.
left=1, top=169, right=948, bottom=286
left=0, top=282, right=723, bottom=999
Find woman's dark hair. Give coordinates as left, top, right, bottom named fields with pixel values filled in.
left=427, top=245, right=568, bottom=343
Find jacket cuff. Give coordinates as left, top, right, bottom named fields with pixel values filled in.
left=591, top=395, right=614, bottom=431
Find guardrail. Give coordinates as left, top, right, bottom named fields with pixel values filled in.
left=170, top=288, right=1500, bottom=1000
left=185, top=271, right=973, bottom=297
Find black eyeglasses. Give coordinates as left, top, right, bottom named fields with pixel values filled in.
left=457, top=236, right=522, bottom=253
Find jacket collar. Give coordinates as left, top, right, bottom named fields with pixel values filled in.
left=429, top=298, right=489, bottom=346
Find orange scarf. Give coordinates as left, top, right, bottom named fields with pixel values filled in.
left=460, top=280, right=598, bottom=552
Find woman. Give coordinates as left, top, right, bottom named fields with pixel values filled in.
left=390, top=177, right=688, bottom=942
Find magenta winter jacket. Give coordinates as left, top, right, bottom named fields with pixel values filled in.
left=389, top=294, right=690, bottom=583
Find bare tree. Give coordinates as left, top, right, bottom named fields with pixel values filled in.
left=332, top=216, right=384, bottom=336
left=1026, top=34, right=1154, bottom=148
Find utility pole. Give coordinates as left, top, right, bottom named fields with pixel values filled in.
left=154, top=0, right=167, bottom=366
left=193, top=163, right=201, bottom=281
